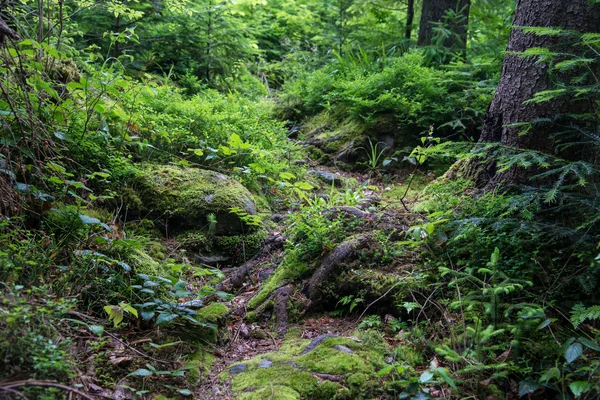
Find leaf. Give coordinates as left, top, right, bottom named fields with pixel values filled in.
left=88, top=325, right=104, bottom=337
left=129, top=368, right=153, bottom=377
left=294, top=181, right=314, bottom=191
left=377, top=365, right=394, bottom=376
left=155, top=312, right=178, bottom=325
left=537, top=319, right=555, bottom=330
left=79, top=214, right=112, bottom=232
left=519, top=380, right=541, bottom=397
left=178, top=389, right=192, bottom=396
left=116, top=261, right=132, bottom=272
left=579, top=337, right=600, bottom=351
left=279, top=172, right=296, bottom=180
left=565, top=342, right=583, bottom=364
left=140, top=309, right=155, bottom=320
left=418, top=370, right=434, bottom=383
left=570, top=381, right=592, bottom=397
left=53, top=131, right=71, bottom=141
left=434, top=368, right=457, bottom=390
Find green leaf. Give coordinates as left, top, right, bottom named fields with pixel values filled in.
left=418, top=370, right=434, bottom=383
left=579, top=337, right=600, bottom=351
left=434, top=368, right=457, bottom=390
left=294, top=181, right=314, bottom=191
left=155, top=312, right=178, bottom=325
left=377, top=365, right=394, bottom=376
left=519, top=380, right=540, bottom=397
left=565, top=342, right=583, bottom=364
left=53, top=131, right=71, bottom=141
left=570, top=381, right=592, bottom=397
left=88, top=325, right=104, bottom=337
left=279, top=172, right=296, bottom=180
left=129, top=368, right=153, bottom=377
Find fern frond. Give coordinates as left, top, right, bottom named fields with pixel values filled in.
left=571, top=303, right=600, bottom=328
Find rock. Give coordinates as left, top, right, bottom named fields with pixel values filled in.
left=230, top=364, right=248, bottom=376
left=257, top=269, right=272, bottom=281
left=308, top=169, right=344, bottom=187
left=259, top=359, right=273, bottom=368
left=269, top=214, right=286, bottom=222
left=195, top=303, right=229, bottom=324
left=194, top=254, right=231, bottom=266
left=301, top=334, right=338, bottom=354
left=287, top=126, right=302, bottom=139
left=333, top=345, right=353, bottom=354
left=126, top=164, right=257, bottom=235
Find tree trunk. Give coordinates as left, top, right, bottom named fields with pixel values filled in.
left=417, top=0, right=470, bottom=50
left=474, top=0, right=600, bottom=188
left=405, top=0, right=415, bottom=40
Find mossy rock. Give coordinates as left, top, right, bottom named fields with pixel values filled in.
left=126, top=164, right=257, bottom=235
left=196, top=303, right=229, bottom=324
left=180, top=229, right=267, bottom=265
left=225, top=334, right=387, bottom=400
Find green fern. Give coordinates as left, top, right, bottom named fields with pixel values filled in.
left=570, top=303, right=600, bottom=328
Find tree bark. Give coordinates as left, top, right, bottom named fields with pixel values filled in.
left=417, top=0, right=470, bottom=50
left=405, top=0, right=415, bottom=40
left=474, top=0, right=600, bottom=189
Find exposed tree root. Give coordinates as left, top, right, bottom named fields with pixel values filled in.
left=274, top=285, right=292, bottom=338
left=224, top=233, right=286, bottom=290
left=307, top=233, right=374, bottom=303
left=323, top=206, right=411, bottom=231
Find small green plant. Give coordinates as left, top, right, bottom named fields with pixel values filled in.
left=336, top=295, right=364, bottom=314
left=359, top=315, right=383, bottom=329
left=357, top=138, right=396, bottom=176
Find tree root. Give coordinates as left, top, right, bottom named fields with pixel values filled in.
left=323, top=206, right=411, bottom=231
left=224, top=233, right=286, bottom=290
left=307, top=233, right=374, bottom=303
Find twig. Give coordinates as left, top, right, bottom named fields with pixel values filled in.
left=103, top=331, right=172, bottom=366
left=0, top=386, right=30, bottom=400
left=1, top=380, right=94, bottom=400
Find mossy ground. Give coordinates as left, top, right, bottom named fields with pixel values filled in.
left=224, top=333, right=388, bottom=400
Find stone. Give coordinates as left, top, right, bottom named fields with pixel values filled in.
left=301, top=334, right=338, bottom=354
left=307, top=169, right=344, bottom=187
left=230, top=364, right=248, bottom=376
left=126, top=164, right=257, bottom=235
left=194, top=254, right=231, bottom=266
left=333, top=345, right=353, bottom=354
left=259, top=359, right=273, bottom=368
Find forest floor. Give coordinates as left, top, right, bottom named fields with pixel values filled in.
left=189, top=139, right=431, bottom=399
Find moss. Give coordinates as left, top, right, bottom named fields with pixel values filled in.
left=147, top=241, right=167, bottom=260
left=185, top=350, right=214, bottom=384
left=247, top=252, right=308, bottom=310
left=394, top=345, right=424, bottom=367
left=180, top=229, right=267, bottom=265
left=196, top=303, right=229, bottom=324
left=129, top=164, right=257, bottom=235
left=127, top=248, right=166, bottom=276
left=238, top=385, right=301, bottom=400
left=228, top=333, right=387, bottom=399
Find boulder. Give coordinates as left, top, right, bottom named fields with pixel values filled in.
left=126, top=165, right=257, bottom=235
